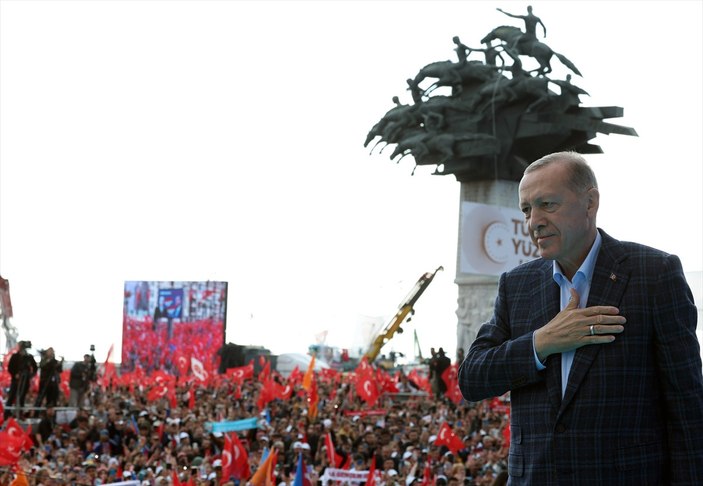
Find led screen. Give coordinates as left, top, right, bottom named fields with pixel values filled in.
left=122, top=281, right=227, bottom=375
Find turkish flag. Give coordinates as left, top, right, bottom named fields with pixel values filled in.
left=221, top=434, right=234, bottom=484
left=354, top=356, right=373, bottom=377
left=324, top=433, right=343, bottom=467
left=435, top=422, right=465, bottom=455
left=188, top=389, right=196, bottom=410
left=147, top=384, right=170, bottom=402
left=5, top=418, right=33, bottom=450
left=376, top=368, right=399, bottom=394
left=174, top=352, right=190, bottom=376
left=274, top=382, right=293, bottom=401
left=172, top=470, right=182, bottom=486
left=257, top=378, right=278, bottom=409
left=502, top=421, right=511, bottom=449
left=191, top=356, right=209, bottom=382
left=441, top=364, right=463, bottom=404
left=365, top=456, right=377, bottom=486
left=258, top=361, right=271, bottom=382
left=0, top=430, right=23, bottom=466
left=421, top=462, right=433, bottom=486
left=98, top=344, right=117, bottom=389
left=226, top=364, right=254, bottom=383
left=288, top=366, right=303, bottom=386
left=230, top=433, right=250, bottom=480
left=408, top=368, right=431, bottom=393
left=355, top=375, right=379, bottom=406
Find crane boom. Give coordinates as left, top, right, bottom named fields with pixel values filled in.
left=364, top=266, right=443, bottom=362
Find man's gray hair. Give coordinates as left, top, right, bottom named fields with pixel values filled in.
left=524, top=151, right=598, bottom=193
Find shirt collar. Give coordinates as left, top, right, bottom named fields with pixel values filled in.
left=552, top=230, right=602, bottom=284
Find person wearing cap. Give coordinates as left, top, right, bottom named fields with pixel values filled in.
left=204, top=458, right=221, bottom=484
left=382, top=468, right=399, bottom=485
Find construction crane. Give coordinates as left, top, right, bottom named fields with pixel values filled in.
left=364, top=266, right=443, bottom=363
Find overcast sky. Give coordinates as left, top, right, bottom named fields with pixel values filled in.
left=1, top=0, right=701, bottom=362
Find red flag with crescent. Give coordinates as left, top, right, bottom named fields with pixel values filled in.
left=288, top=366, right=303, bottom=386
left=274, top=382, right=293, bottom=401
left=191, top=356, right=208, bottom=382
left=324, top=433, right=344, bottom=467
left=147, top=384, right=170, bottom=402
left=230, top=433, right=250, bottom=480
left=435, top=422, right=465, bottom=455
left=4, top=418, right=33, bottom=450
left=174, top=351, right=190, bottom=377
left=221, top=434, right=234, bottom=483
left=226, top=363, right=254, bottom=383
left=0, top=430, right=23, bottom=466
left=355, top=374, right=379, bottom=406
left=441, top=364, right=463, bottom=404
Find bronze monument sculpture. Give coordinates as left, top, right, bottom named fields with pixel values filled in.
left=365, top=6, right=637, bottom=182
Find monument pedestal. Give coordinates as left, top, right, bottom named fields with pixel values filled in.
left=455, top=179, right=518, bottom=355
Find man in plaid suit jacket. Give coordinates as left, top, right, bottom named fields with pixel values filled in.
left=458, top=152, right=703, bottom=485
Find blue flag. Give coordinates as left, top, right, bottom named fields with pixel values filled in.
left=206, top=417, right=258, bottom=434
left=293, top=452, right=310, bottom=486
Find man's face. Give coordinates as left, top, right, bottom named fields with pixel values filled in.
left=519, top=163, right=598, bottom=276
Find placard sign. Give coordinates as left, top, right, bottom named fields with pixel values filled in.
left=459, top=201, right=539, bottom=276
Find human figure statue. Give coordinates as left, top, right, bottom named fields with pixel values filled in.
left=496, top=5, right=546, bottom=41
left=452, top=36, right=470, bottom=64
left=406, top=78, right=423, bottom=104
left=481, top=40, right=504, bottom=67
left=551, top=74, right=589, bottom=108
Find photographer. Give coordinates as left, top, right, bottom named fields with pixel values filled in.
left=5, top=340, right=38, bottom=415
left=69, top=351, right=97, bottom=409
left=34, top=346, right=64, bottom=408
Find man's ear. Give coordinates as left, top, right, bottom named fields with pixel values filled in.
left=587, top=187, right=600, bottom=214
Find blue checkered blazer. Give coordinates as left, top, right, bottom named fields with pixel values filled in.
left=458, top=229, right=703, bottom=485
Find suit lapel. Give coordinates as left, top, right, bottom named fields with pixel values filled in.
left=560, top=230, right=630, bottom=411
left=528, top=260, right=563, bottom=412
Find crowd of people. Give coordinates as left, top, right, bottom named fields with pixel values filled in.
left=0, top=348, right=510, bottom=486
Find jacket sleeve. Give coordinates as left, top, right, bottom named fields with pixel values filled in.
left=458, top=272, right=547, bottom=402
left=652, top=254, right=703, bottom=483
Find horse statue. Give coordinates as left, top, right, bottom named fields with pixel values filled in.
left=364, top=96, right=418, bottom=148
left=481, top=25, right=581, bottom=76
left=390, top=130, right=499, bottom=164
left=413, top=60, right=499, bottom=98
